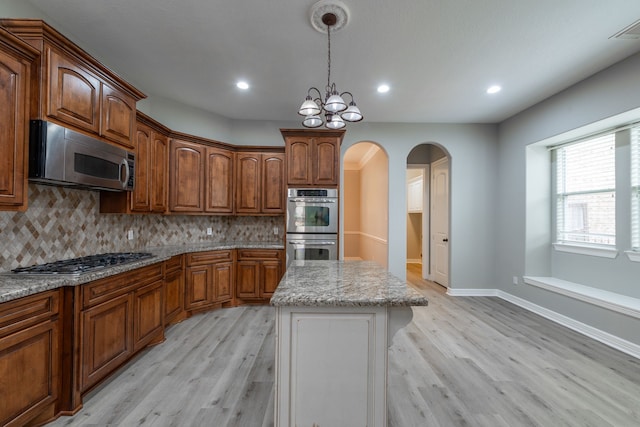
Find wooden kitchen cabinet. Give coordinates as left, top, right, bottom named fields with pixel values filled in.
left=79, top=263, right=164, bottom=392
left=206, top=146, right=235, bottom=213
left=164, top=255, right=185, bottom=326
left=0, top=290, right=60, bottom=427
left=0, top=19, right=145, bottom=149
left=236, top=249, right=284, bottom=302
left=185, top=250, right=235, bottom=311
left=281, top=129, right=344, bottom=187
left=236, top=152, right=285, bottom=215
left=169, top=139, right=236, bottom=214
left=100, top=113, right=170, bottom=214
left=0, top=27, right=38, bottom=212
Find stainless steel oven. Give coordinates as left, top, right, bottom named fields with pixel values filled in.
left=286, top=188, right=338, bottom=234
left=286, top=233, right=338, bottom=265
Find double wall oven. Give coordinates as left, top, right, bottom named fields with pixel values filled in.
left=286, top=188, right=338, bottom=265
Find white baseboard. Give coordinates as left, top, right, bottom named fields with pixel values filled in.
left=446, top=288, right=640, bottom=360
left=343, top=257, right=363, bottom=261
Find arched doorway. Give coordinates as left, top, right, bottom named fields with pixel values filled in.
left=406, top=143, right=450, bottom=287
left=343, top=142, right=389, bottom=268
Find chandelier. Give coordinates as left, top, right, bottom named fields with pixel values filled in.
left=298, top=1, right=363, bottom=129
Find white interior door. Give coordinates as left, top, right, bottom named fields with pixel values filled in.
left=430, top=157, right=449, bottom=287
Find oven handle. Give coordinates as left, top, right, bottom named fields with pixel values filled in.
left=287, top=240, right=337, bottom=245
left=288, top=198, right=336, bottom=203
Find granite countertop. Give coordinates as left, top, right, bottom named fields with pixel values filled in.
left=270, top=260, right=429, bottom=307
left=0, top=241, right=283, bottom=304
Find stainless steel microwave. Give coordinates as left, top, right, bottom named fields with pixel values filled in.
left=29, top=120, right=135, bottom=191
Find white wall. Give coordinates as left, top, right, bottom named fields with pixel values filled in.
left=497, top=52, right=640, bottom=345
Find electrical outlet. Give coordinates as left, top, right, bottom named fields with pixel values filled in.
left=273, top=226, right=279, bottom=235
left=127, top=229, right=134, bottom=240
left=512, top=276, right=518, bottom=285
left=206, top=227, right=213, bottom=236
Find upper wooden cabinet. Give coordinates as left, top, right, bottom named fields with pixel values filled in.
left=236, top=152, right=285, bottom=215
left=169, top=138, right=236, bottom=214
left=0, top=27, right=38, bottom=212
left=0, top=19, right=145, bottom=149
left=281, top=129, right=344, bottom=187
left=100, top=113, right=170, bottom=214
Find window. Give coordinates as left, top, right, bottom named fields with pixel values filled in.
left=555, top=133, right=616, bottom=246
left=632, top=126, right=640, bottom=250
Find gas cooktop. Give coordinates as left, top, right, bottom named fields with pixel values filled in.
left=10, top=252, right=155, bottom=277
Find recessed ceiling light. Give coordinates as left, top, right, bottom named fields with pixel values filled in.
left=486, top=85, right=501, bottom=94
left=236, top=81, right=249, bottom=90
left=377, top=84, right=390, bottom=94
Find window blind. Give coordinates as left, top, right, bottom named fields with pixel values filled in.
left=632, top=126, right=640, bottom=249
left=556, top=133, right=616, bottom=246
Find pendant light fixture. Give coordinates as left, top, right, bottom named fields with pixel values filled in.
left=298, top=0, right=363, bottom=129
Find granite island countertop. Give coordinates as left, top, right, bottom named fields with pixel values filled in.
left=0, top=241, right=283, bottom=303
left=270, top=260, right=429, bottom=307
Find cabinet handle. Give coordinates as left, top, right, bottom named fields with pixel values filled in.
left=443, top=238, right=449, bottom=242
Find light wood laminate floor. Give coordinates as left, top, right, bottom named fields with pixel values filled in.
left=48, top=264, right=640, bottom=426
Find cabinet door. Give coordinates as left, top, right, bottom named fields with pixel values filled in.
left=100, top=83, right=136, bottom=148
left=262, top=153, right=285, bottom=213
left=236, top=153, right=261, bottom=214
left=313, top=138, right=339, bottom=186
left=151, top=132, right=169, bottom=213
left=213, top=261, right=233, bottom=303
left=206, top=147, right=234, bottom=213
left=130, top=124, right=152, bottom=212
left=164, top=267, right=184, bottom=326
left=286, top=139, right=312, bottom=185
left=0, top=45, right=30, bottom=211
left=81, top=293, right=133, bottom=391
left=46, top=47, right=100, bottom=134
left=261, top=260, right=282, bottom=298
left=236, top=261, right=260, bottom=299
left=185, top=265, right=212, bottom=309
left=133, top=279, right=164, bottom=352
left=0, top=320, right=59, bottom=427
left=170, top=140, right=204, bottom=212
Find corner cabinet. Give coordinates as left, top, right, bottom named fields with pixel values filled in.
left=281, top=129, right=344, bottom=187
left=235, top=152, right=285, bottom=215
left=100, top=113, right=170, bottom=214
left=0, top=19, right=145, bottom=149
left=0, top=27, right=38, bottom=212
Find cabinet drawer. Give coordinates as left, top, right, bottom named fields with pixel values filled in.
left=238, top=249, right=281, bottom=260
left=0, top=290, right=60, bottom=338
left=165, top=255, right=184, bottom=273
left=187, top=250, right=233, bottom=266
left=83, top=264, right=163, bottom=308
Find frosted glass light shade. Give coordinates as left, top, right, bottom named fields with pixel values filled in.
left=324, top=93, right=347, bottom=113
left=341, top=102, right=362, bottom=122
left=299, top=97, right=321, bottom=116
left=302, top=115, right=323, bottom=128
left=326, top=114, right=345, bottom=129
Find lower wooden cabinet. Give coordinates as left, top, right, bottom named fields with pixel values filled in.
left=164, top=255, right=185, bottom=326
left=236, top=249, right=284, bottom=302
left=0, top=290, right=60, bottom=427
left=185, top=250, right=235, bottom=310
left=79, top=263, right=164, bottom=392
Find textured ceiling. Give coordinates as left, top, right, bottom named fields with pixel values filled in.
left=21, top=0, right=640, bottom=124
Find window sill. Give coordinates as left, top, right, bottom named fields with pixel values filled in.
left=625, top=251, right=640, bottom=262
left=552, top=243, right=618, bottom=258
left=523, top=276, right=640, bottom=320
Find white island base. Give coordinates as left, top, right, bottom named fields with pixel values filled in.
left=274, top=305, right=414, bottom=427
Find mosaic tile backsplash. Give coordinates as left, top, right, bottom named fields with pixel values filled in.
left=0, top=184, right=284, bottom=272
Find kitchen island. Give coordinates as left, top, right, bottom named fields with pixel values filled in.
left=270, top=260, right=429, bottom=427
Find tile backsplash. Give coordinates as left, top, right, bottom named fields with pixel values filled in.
left=0, top=184, right=284, bottom=272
